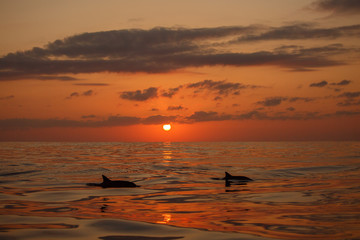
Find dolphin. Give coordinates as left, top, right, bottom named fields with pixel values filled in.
left=87, top=175, right=139, bottom=188
left=223, top=172, right=253, bottom=182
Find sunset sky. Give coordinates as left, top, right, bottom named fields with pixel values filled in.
left=1, top=0, right=360, bottom=141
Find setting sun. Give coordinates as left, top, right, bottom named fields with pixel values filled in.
left=162, top=124, right=171, bottom=131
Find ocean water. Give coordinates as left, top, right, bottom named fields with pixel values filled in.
left=0, top=142, right=359, bottom=240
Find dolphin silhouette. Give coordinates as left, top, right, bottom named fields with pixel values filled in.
left=223, top=172, right=253, bottom=182
left=87, top=175, right=139, bottom=188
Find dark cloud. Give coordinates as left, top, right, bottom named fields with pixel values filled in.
left=310, top=80, right=328, bottom=87
left=118, top=79, right=258, bottom=103
left=81, top=114, right=96, bottom=119
left=257, top=97, right=287, bottom=107
left=338, top=91, right=360, bottom=98
left=337, top=99, right=360, bottom=106
left=0, top=26, right=254, bottom=80
left=330, top=79, right=351, bottom=86
left=311, top=0, right=360, bottom=15
left=296, top=43, right=349, bottom=56
left=337, top=91, right=360, bottom=106
left=172, top=50, right=344, bottom=71
left=257, top=96, right=315, bottom=107
left=235, top=110, right=351, bottom=121
left=142, top=115, right=177, bottom=125
left=167, top=105, right=185, bottom=111
left=187, top=79, right=258, bottom=96
left=67, top=92, right=80, bottom=98
left=100, top=116, right=141, bottom=126
left=333, top=110, right=360, bottom=116
left=161, top=87, right=182, bottom=98
left=235, top=24, right=360, bottom=42
left=287, top=107, right=296, bottom=111
left=73, top=83, right=109, bottom=86
left=66, top=89, right=94, bottom=99
left=120, top=87, right=158, bottom=101
left=337, top=92, right=360, bottom=107
left=42, top=26, right=252, bottom=58
left=0, top=95, right=15, bottom=100
left=185, top=111, right=232, bottom=122
left=82, top=90, right=94, bottom=96
left=236, top=110, right=268, bottom=120
left=36, top=75, right=79, bottom=81
left=0, top=115, right=141, bottom=130
left=288, top=97, right=315, bottom=102
left=0, top=25, right=355, bottom=81
left=0, top=118, right=86, bottom=129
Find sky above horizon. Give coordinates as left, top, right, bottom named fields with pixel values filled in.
left=1, top=0, right=360, bottom=141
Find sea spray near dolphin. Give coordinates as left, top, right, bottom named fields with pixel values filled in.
left=87, top=175, right=139, bottom=188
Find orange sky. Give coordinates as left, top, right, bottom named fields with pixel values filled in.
left=1, top=0, right=360, bottom=141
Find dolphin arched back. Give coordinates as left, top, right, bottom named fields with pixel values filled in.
left=224, top=172, right=253, bottom=181
left=87, top=175, right=139, bottom=188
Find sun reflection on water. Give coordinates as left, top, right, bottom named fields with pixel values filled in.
left=156, top=213, right=172, bottom=224
left=162, top=142, right=173, bottom=162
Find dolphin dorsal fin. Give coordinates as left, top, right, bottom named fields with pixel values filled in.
left=102, top=175, right=111, bottom=182
left=225, top=172, right=232, bottom=178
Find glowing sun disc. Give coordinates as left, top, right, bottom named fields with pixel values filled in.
left=162, top=124, right=171, bottom=131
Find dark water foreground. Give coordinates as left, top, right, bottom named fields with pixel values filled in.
left=0, top=142, right=359, bottom=239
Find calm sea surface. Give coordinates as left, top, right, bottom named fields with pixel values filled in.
left=0, top=142, right=359, bottom=240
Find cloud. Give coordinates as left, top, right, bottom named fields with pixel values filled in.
left=287, top=107, right=296, bottom=111
left=256, top=97, right=286, bottom=107
left=36, top=75, right=80, bottom=81
left=67, top=92, right=80, bottom=98
left=337, top=91, right=360, bottom=106
left=118, top=79, right=259, bottom=103
left=310, top=80, right=328, bottom=87
left=333, top=110, right=360, bottom=116
left=257, top=96, right=315, bottom=107
left=0, top=24, right=356, bottom=81
left=0, top=95, right=15, bottom=100
left=142, top=115, right=177, bottom=125
left=120, top=87, right=158, bottom=101
left=330, top=79, right=351, bottom=86
left=288, top=97, right=315, bottom=102
left=82, top=90, right=94, bottom=96
left=66, top=89, right=94, bottom=99
left=0, top=115, right=142, bottom=130
left=337, top=99, right=360, bottom=106
left=311, top=0, right=360, bottom=15
left=161, top=87, right=182, bottom=98
left=308, top=79, right=351, bottom=91
left=234, top=23, right=360, bottom=42
left=338, top=91, right=360, bottom=98
left=73, top=83, right=109, bottom=86
left=104, top=116, right=141, bottom=126
left=186, top=79, right=259, bottom=96
left=167, top=105, right=185, bottom=111
left=42, top=26, right=252, bottom=58
left=0, top=118, right=86, bottom=129
left=81, top=114, right=96, bottom=119
left=185, top=111, right=232, bottom=122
